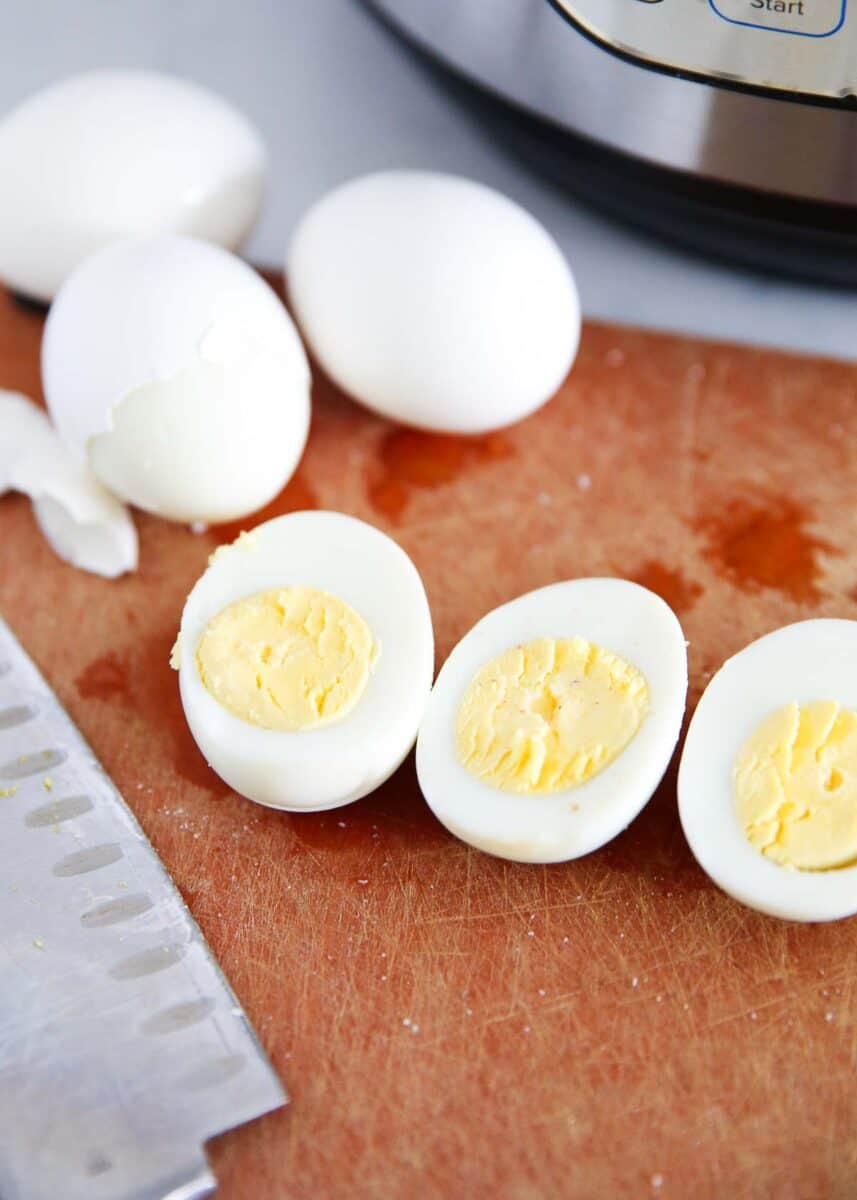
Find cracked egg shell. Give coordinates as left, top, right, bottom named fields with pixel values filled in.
left=0, top=389, right=137, bottom=578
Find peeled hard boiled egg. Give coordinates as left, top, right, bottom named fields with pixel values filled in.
left=679, top=620, right=857, bottom=922
left=0, top=70, right=266, bottom=302
left=416, top=579, right=687, bottom=863
left=287, top=171, right=580, bottom=433
left=173, top=511, right=434, bottom=811
left=42, top=235, right=310, bottom=525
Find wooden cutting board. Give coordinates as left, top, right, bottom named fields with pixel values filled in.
left=2, top=276, right=856, bottom=1200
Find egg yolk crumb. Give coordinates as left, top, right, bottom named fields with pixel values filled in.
left=195, top=586, right=377, bottom=732
left=455, top=636, right=649, bottom=794
left=734, top=700, right=857, bottom=871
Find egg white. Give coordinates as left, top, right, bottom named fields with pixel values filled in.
left=678, top=619, right=857, bottom=922
left=176, top=511, right=434, bottom=812
left=416, top=579, right=688, bottom=864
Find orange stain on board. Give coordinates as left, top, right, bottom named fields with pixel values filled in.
left=0, top=287, right=47, bottom=400
left=696, top=494, right=835, bottom=603
left=211, top=467, right=319, bottom=545
left=256, top=266, right=286, bottom=303
left=369, top=428, right=513, bottom=520
left=75, top=650, right=131, bottom=703
left=632, top=561, right=703, bottom=614
left=75, top=638, right=228, bottom=796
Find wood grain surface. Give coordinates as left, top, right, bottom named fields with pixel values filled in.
left=2, top=278, right=856, bottom=1200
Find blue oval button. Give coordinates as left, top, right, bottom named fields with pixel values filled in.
left=710, top=0, right=846, bottom=37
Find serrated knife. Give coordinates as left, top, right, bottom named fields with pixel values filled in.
left=0, top=615, right=286, bottom=1200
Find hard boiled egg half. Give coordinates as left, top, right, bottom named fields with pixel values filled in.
left=416, top=579, right=688, bottom=863
left=173, top=512, right=434, bottom=811
left=679, top=620, right=857, bottom=922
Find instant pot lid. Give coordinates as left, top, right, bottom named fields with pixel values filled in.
left=364, top=0, right=857, bottom=284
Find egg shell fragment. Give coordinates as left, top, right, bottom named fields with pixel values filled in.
left=416, top=579, right=688, bottom=864
left=0, top=70, right=267, bottom=302
left=42, top=235, right=311, bottom=524
left=175, top=511, right=434, bottom=812
left=287, top=171, right=580, bottom=434
left=678, top=620, right=857, bottom=923
left=0, top=390, right=137, bottom=578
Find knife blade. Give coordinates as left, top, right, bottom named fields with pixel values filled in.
left=0, top=615, right=286, bottom=1200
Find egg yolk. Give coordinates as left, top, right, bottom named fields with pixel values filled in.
left=734, top=701, right=857, bottom=871
left=195, top=587, right=377, bottom=732
left=455, top=636, right=649, bottom=794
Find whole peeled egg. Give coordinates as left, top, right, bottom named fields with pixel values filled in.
left=42, top=235, right=310, bottom=525
left=287, top=171, right=580, bottom=434
left=173, top=511, right=434, bottom=811
left=0, top=70, right=267, bottom=302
